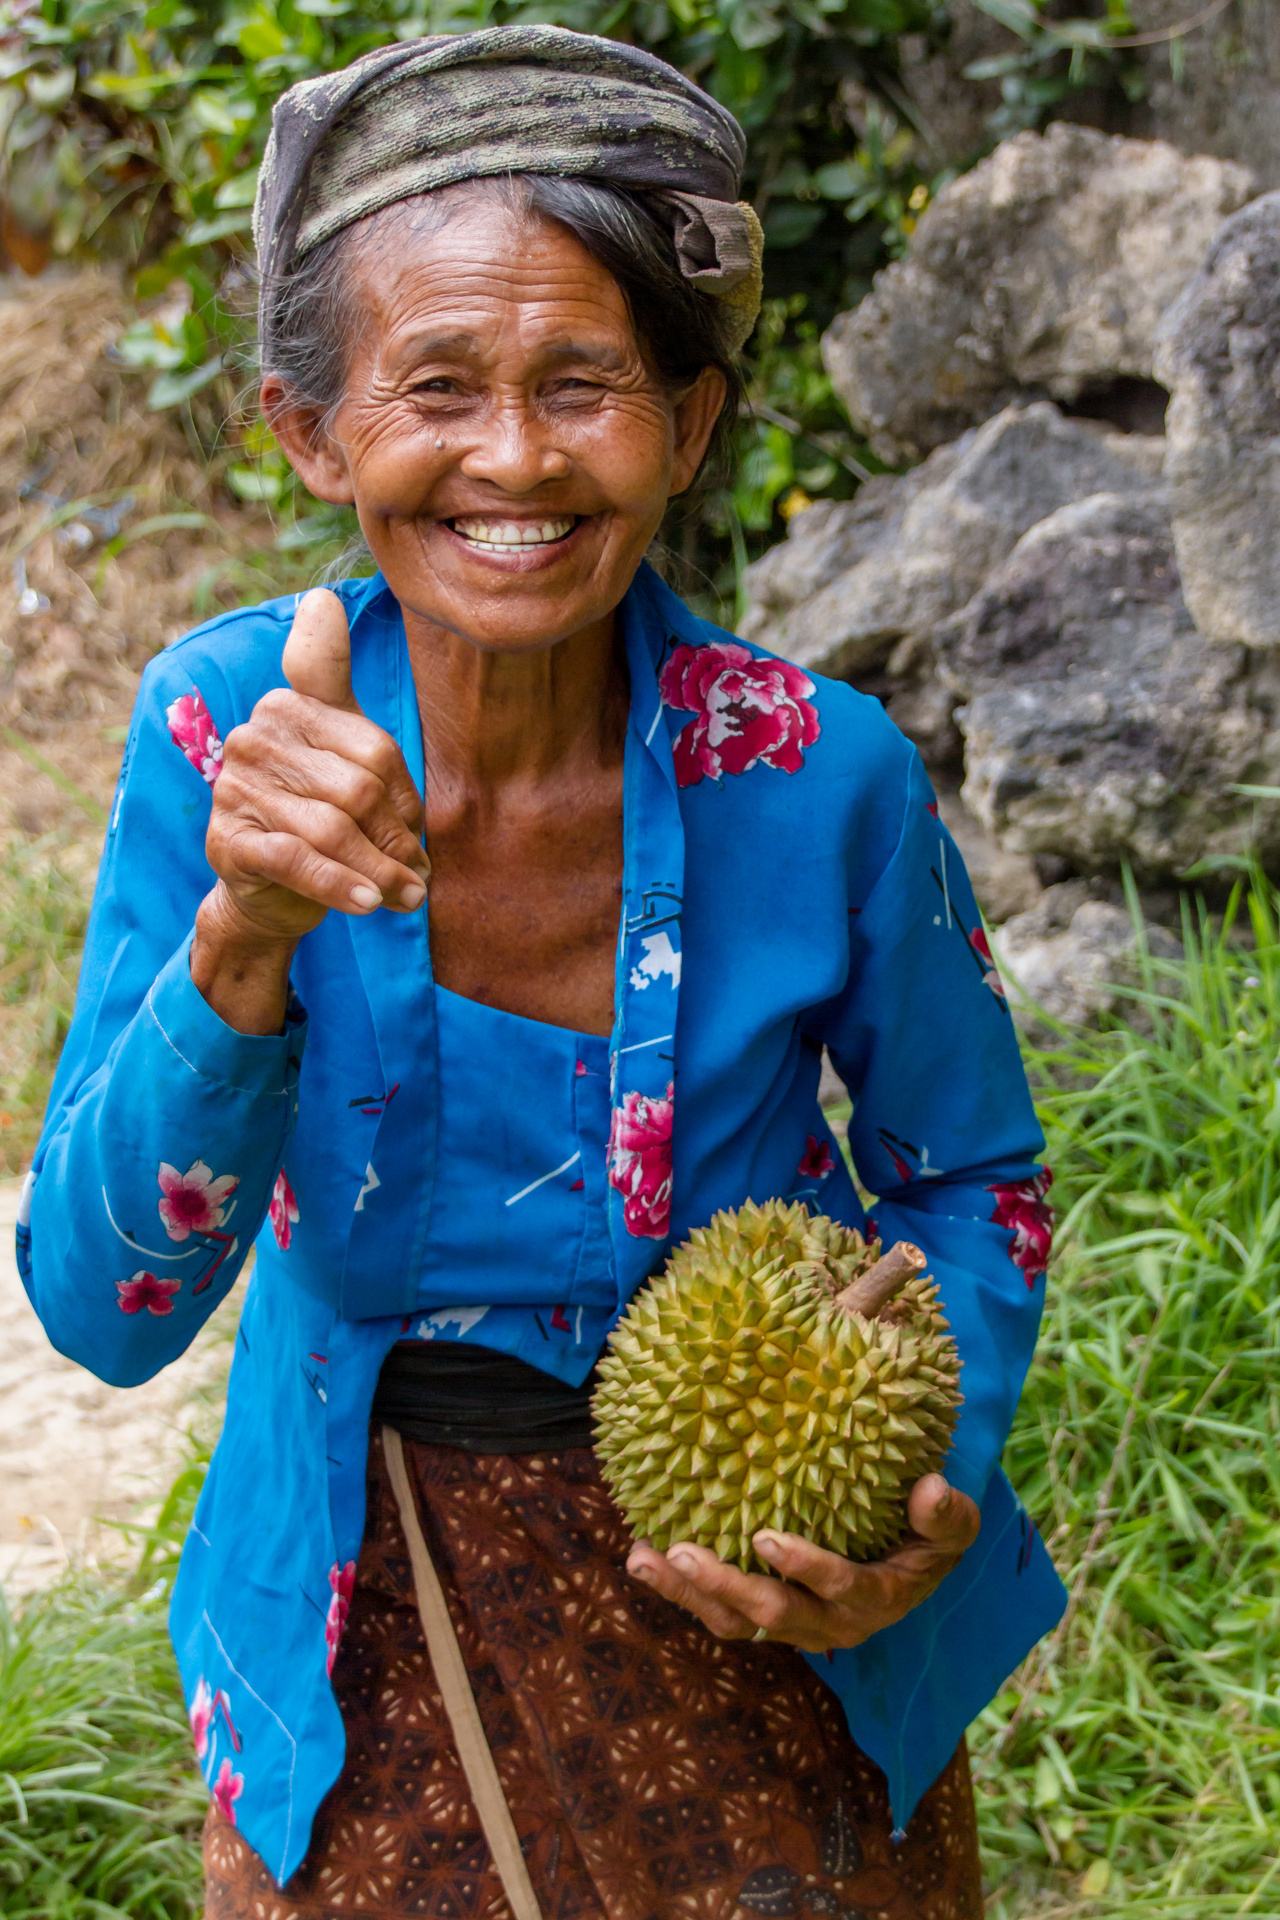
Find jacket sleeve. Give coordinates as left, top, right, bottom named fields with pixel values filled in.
left=19, top=643, right=306, bottom=1388
left=816, top=747, right=1051, bottom=1507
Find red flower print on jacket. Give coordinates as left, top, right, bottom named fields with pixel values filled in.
left=658, top=640, right=820, bottom=788
left=158, top=1159, right=239, bottom=1242
left=269, top=1169, right=299, bottom=1251
left=608, top=1082, right=674, bottom=1239
left=325, top=1560, right=356, bottom=1677
left=213, top=1757, right=244, bottom=1826
left=189, top=1677, right=214, bottom=1761
left=989, top=1170, right=1054, bottom=1286
left=165, top=688, right=223, bottom=786
left=798, top=1135, right=834, bottom=1181
left=116, top=1269, right=180, bottom=1316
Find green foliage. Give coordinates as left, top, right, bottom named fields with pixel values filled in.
left=0, top=0, right=941, bottom=307
left=967, top=0, right=1150, bottom=137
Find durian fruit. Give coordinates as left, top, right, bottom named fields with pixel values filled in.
left=593, top=1198, right=962, bottom=1572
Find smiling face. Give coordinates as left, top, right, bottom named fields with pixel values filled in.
left=263, top=192, right=727, bottom=657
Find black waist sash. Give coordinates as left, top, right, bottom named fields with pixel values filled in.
left=372, top=1340, right=598, bottom=1454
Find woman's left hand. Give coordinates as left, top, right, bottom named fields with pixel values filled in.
left=625, top=1472, right=980, bottom=1654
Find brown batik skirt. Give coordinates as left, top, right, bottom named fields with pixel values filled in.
left=203, top=1430, right=983, bottom=1920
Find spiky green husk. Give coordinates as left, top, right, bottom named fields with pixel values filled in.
left=593, top=1198, right=963, bottom=1572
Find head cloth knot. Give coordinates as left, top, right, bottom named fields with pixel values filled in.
left=253, top=24, right=763, bottom=355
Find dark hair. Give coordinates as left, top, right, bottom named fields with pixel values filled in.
left=259, top=173, right=742, bottom=489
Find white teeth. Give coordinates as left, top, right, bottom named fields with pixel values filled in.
left=453, top=517, right=574, bottom=550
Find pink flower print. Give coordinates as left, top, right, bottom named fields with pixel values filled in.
left=798, top=1135, right=834, bottom=1181
left=269, top=1169, right=299, bottom=1251
left=608, top=1081, right=674, bottom=1239
left=212, top=1756, right=244, bottom=1826
left=970, top=925, right=1006, bottom=1001
left=116, top=1269, right=181, bottom=1316
left=157, top=1159, right=239, bottom=1242
left=989, top=1169, right=1054, bottom=1287
left=189, top=1677, right=214, bottom=1761
left=166, top=688, right=223, bottom=786
left=325, top=1560, right=356, bottom=1677
left=658, top=640, right=820, bottom=788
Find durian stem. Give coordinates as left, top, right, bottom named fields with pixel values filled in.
left=835, top=1240, right=927, bottom=1319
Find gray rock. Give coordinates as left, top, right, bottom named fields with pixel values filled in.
left=1155, top=191, right=1280, bottom=649
left=823, top=124, right=1255, bottom=465
left=937, top=489, right=1280, bottom=879
left=739, top=404, right=1154, bottom=688
left=992, top=881, right=1181, bottom=1031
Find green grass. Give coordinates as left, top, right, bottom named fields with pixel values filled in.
left=973, top=881, right=1280, bottom=1915
left=0, top=1568, right=204, bottom=1918
left=6, top=879, right=1280, bottom=1914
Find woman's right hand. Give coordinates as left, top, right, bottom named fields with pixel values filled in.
left=192, top=590, right=431, bottom=1032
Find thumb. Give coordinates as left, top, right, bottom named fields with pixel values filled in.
left=282, top=588, right=361, bottom=714
left=905, top=1474, right=980, bottom=1553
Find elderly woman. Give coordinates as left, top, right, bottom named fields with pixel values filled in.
left=21, top=25, right=1065, bottom=1920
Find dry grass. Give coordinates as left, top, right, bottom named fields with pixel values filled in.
left=0, top=267, right=278, bottom=734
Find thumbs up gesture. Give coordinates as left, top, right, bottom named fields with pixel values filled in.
left=203, top=589, right=431, bottom=951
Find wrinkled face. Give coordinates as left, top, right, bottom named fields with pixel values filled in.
left=266, top=197, right=726, bottom=655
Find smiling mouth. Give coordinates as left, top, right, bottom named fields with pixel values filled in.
left=451, top=516, right=578, bottom=552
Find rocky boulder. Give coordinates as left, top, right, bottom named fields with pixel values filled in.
left=1155, top=190, right=1280, bottom=650
left=740, top=403, right=1157, bottom=676
left=739, top=403, right=1164, bottom=764
left=823, top=124, right=1255, bottom=465
left=936, top=490, right=1280, bottom=879
left=992, top=882, right=1181, bottom=1032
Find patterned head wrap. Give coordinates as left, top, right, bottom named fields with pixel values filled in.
left=253, top=25, right=764, bottom=356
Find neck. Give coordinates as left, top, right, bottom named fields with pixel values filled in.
left=403, top=607, right=628, bottom=797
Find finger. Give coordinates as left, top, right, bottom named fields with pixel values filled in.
left=752, top=1530, right=881, bottom=1606
left=626, top=1546, right=765, bottom=1641
left=221, top=796, right=427, bottom=913
left=224, top=828, right=392, bottom=917
left=229, top=699, right=429, bottom=871
left=283, top=589, right=361, bottom=714
left=268, top=746, right=430, bottom=881
left=904, top=1475, right=981, bottom=1554
left=651, top=1542, right=827, bottom=1642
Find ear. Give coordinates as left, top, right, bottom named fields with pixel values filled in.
left=668, top=366, right=730, bottom=498
left=260, top=373, right=356, bottom=505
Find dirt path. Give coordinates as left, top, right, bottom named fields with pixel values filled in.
left=0, top=1178, right=238, bottom=1593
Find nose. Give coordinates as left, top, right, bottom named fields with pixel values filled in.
left=457, top=396, right=571, bottom=493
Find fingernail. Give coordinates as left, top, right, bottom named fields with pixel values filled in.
left=400, top=882, right=426, bottom=909
left=934, top=1485, right=952, bottom=1516
left=668, top=1551, right=696, bottom=1575
left=753, top=1532, right=783, bottom=1563
left=629, top=1563, right=655, bottom=1585
left=350, top=884, right=382, bottom=911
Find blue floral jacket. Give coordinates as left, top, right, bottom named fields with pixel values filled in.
left=20, top=562, right=1065, bottom=1884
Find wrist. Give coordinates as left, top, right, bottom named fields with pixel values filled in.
left=191, top=885, right=299, bottom=1035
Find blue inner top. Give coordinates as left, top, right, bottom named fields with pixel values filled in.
left=415, top=985, right=614, bottom=1328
